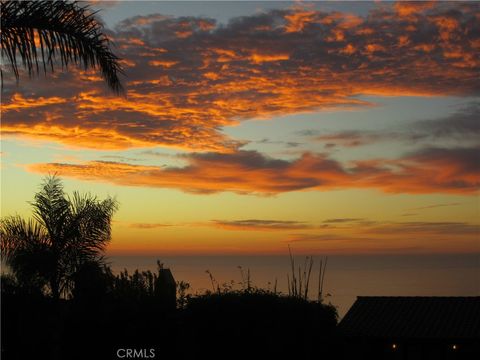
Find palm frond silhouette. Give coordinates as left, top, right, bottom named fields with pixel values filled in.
left=0, top=175, right=118, bottom=299
left=0, top=0, right=124, bottom=93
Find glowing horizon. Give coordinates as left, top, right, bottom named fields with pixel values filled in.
left=1, top=1, right=479, bottom=256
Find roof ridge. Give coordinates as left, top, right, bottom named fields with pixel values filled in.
left=339, top=296, right=480, bottom=339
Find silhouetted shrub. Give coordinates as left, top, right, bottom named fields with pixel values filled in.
left=179, top=288, right=338, bottom=360
left=2, top=264, right=338, bottom=360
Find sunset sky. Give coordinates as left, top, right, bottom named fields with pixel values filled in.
left=1, top=1, right=479, bottom=256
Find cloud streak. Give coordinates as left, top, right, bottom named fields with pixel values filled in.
left=407, top=203, right=461, bottom=211
left=313, top=101, right=480, bottom=148
left=322, top=218, right=365, bottom=224
left=27, top=146, right=479, bottom=195
left=212, top=219, right=311, bottom=231
left=283, top=217, right=479, bottom=254
left=128, top=223, right=172, bottom=229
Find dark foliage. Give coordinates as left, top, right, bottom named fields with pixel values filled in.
left=181, top=289, right=338, bottom=360
left=1, top=264, right=339, bottom=360
left=1, top=175, right=118, bottom=300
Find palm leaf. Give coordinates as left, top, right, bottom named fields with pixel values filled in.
left=1, top=175, right=119, bottom=299
left=0, top=216, right=52, bottom=290
left=0, top=0, right=124, bottom=93
left=0, top=215, right=48, bottom=261
left=31, top=174, right=70, bottom=247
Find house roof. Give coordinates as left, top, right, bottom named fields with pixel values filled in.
left=338, top=296, right=480, bottom=339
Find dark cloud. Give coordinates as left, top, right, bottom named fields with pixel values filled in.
left=255, top=138, right=302, bottom=148
left=351, top=146, right=480, bottom=194
left=315, top=131, right=396, bottom=147
left=415, top=101, right=480, bottom=139
left=129, top=223, right=172, bottom=229
left=286, top=233, right=375, bottom=243
left=138, top=150, right=175, bottom=159
left=368, top=221, right=479, bottom=235
left=322, top=218, right=365, bottom=223
left=312, top=101, right=480, bottom=148
left=100, top=155, right=143, bottom=162
left=212, top=219, right=311, bottom=231
left=286, top=142, right=302, bottom=148
left=287, top=219, right=479, bottom=244
left=407, top=203, right=461, bottom=211
left=405, top=146, right=479, bottom=175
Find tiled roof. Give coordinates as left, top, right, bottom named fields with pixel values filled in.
left=338, top=296, right=480, bottom=339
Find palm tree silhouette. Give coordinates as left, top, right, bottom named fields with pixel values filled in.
left=0, top=0, right=124, bottom=93
left=0, top=175, right=118, bottom=299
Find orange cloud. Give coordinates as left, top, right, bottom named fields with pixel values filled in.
left=27, top=147, right=479, bottom=195
left=284, top=10, right=317, bottom=33
left=2, top=3, right=479, bottom=151
left=365, top=43, right=386, bottom=54
left=1, top=93, right=67, bottom=111
left=148, top=60, right=179, bottom=68
left=394, top=1, right=435, bottom=17
left=129, top=223, right=172, bottom=229
left=249, top=52, right=290, bottom=64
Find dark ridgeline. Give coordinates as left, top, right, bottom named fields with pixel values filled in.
left=338, top=296, right=480, bottom=360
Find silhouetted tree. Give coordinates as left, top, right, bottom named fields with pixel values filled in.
left=0, top=0, right=123, bottom=93
left=0, top=175, right=118, bottom=299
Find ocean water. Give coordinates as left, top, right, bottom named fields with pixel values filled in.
left=107, top=253, right=480, bottom=317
